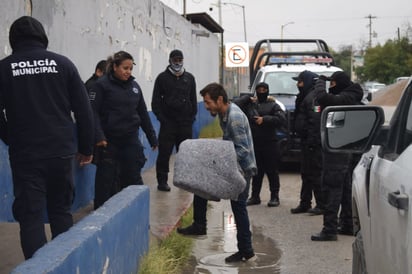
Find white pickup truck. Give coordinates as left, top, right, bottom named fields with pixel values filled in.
left=321, top=77, right=412, bottom=273
left=248, top=39, right=343, bottom=163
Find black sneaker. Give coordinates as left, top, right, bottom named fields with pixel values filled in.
left=225, top=251, right=256, bottom=263
left=176, top=223, right=206, bottom=236
left=157, top=183, right=171, bottom=192
left=246, top=197, right=261, bottom=206
left=290, top=205, right=310, bottom=214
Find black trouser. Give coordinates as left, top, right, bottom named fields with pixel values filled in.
left=11, top=156, right=74, bottom=259
left=338, top=173, right=353, bottom=230
left=250, top=141, right=280, bottom=199
left=94, top=141, right=146, bottom=209
left=156, top=122, right=192, bottom=184
left=299, top=144, right=323, bottom=209
left=321, top=152, right=352, bottom=234
left=322, top=152, right=353, bottom=234
left=337, top=155, right=360, bottom=229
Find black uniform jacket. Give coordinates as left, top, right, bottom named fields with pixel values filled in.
left=90, top=73, right=158, bottom=147
left=0, top=37, right=94, bottom=163
left=314, top=78, right=364, bottom=169
left=315, top=79, right=364, bottom=109
left=234, top=95, right=286, bottom=144
left=294, top=87, right=322, bottom=147
left=151, top=68, right=197, bottom=126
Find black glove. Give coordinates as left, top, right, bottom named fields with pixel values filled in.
left=319, top=75, right=329, bottom=81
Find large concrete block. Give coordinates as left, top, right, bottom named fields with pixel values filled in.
left=11, top=185, right=149, bottom=274
left=173, top=139, right=246, bottom=201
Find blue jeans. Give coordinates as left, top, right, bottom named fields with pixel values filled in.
left=193, top=177, right=253, bottom=255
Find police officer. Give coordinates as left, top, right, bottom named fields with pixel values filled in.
left=90, top=51, right=158, bottom=209
left=235, top=82, right=286, bottom=207
left=0, top=16, right=94, bottom=259
left=151, top=50, right=197, bottom=191
left=84, top=59, right=107, bottom=93
left=291, top=70, right=325, bottom=215
left=311, top=71, right=363, bottom=241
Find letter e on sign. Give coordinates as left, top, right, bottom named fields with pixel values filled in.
left=225, top=42, right=249, bottom=68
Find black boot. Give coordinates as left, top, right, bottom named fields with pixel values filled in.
left=157, top=172, right=171, bottom=191
left=267, top=193, right=280, bottom=207
left=267, top=173, right=280, bottom=207
left=290, top=204, right=311, bottom=214
left=311, top=231, right=337, bottom=241
left=247, top=196, right=261, bottom=206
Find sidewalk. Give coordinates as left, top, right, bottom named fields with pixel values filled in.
left=0, top=157, right=193, bottom=274
left=0, top=161, right=353, bottom=274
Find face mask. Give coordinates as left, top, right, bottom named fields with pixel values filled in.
left=170, top=62, right=183, bottom=73
left=257, top=92, right=268, bottom=103
left=328, top=86, right=339, bottom=95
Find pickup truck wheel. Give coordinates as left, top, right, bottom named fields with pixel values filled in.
left=352, top=230, right=367, bottom=274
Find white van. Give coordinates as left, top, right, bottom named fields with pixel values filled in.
left=396, top=76, right=410, bottom=82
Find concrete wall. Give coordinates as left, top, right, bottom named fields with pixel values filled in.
left=11, top=185, right=150, bottom=274
left=0, top=0, right=219, bottom=221
left=0, top=0, right=220, bottom=99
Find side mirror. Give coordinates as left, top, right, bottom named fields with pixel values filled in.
left=321, top=106, right=385, bottom=154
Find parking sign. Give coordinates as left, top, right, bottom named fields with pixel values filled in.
left=225, top=42, right=249, bottom=68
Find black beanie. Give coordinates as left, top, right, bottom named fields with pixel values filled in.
left=9, top=16, right=49, bottom=50
left=169, top=49, right=184, bottom=59
left=255, top=82, right=269, bottom=91
left=330, top=71, right=352, bottom=90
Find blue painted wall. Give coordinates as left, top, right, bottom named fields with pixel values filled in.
left=0, top=104, right=215, bottom=222
left=11, top=185, right=150, bottom=274
left=0, top=141, right=13, bottom=221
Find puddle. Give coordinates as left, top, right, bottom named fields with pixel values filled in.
left=196, top=252, right=280, bottom=273
left=182, top=209, right=282, bottom=274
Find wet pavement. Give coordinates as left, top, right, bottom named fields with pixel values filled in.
left=0, top=159, right=353, bottom=274
left=180, top=167, right=353, bottom=274
left=181, top=200, right=282, bottom=274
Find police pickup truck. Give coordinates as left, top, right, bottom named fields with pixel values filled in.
left=248, top=39, right=342, bottom=162
left=321, top=76, right=412, bottom=273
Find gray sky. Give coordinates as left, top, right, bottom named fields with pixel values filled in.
left=161, top=0, right=412, bottom=50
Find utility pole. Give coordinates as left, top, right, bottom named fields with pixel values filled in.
left=183, top=0, right=186, bottom=18
left=221, top=2, right=246, bottom=42
left=365, top=14, right=377, bottom=48
left=209, top=1, right=224, bottom=84
left=280, top=21, right=294, bottom=52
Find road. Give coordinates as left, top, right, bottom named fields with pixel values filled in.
left=182, top=165, right=353, bottom=274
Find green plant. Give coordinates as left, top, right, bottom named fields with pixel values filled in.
left=199, top=117, right=223, bottom=138
left=138, top=208, right=194, bottom=274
